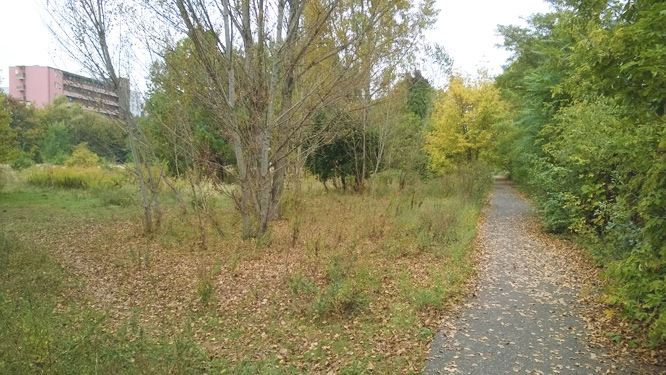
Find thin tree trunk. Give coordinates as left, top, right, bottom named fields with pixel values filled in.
left=128, top=122, right=153, bottom=232
left=119, top=80, right=154, bottom=232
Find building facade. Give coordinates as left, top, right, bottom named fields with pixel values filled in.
left=7, top=65, right=135, bottom=117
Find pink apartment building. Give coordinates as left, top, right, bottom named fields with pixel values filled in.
left=8, top=65, right=126, bottom=117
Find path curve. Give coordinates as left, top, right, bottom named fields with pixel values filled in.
left=424, top=178, right=663, bottom=375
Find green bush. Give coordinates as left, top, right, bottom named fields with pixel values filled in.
left=41, top=121, right=72, bottom=163
left=10, top=157, right=35, bottom=171
left=65, top=143, right=100, bottom=167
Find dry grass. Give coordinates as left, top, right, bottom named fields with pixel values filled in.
left=0, top=169, right=490, bottom=374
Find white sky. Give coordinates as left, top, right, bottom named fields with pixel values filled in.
left=0, top=0, right=69, bottom=86
left=427, top=0, right=552, bottom=77
left=0, top=0, right=552, bottom=89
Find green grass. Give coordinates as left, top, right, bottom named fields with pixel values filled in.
left=26, top=166, right=128, bottom=190
left=0, top=232, right=223, bottom=374
left=0, top=187, right=137, bottom=231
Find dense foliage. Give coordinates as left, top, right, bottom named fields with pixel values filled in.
left=305, top=70, right=436, bottom=189
left=426, top=74, right=509, bottom=173
left=498, top=0, right=666, bottom=345
left=0, top=94, right=127, bottom=165
left=306, top=128, right=379, bottom=190
left=141, top=39, right=236, bottom=178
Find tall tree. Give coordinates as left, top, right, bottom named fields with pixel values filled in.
left=163, top=0, right=434, bottom=236
left=45, top=0, right=162, bottom=232
left=0, top=94, right=18, bottom=163
left=425, top=75, right=508, bottom=173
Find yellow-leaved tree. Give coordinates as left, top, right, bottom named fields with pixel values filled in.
left=425, top=75, right=508, bottom=173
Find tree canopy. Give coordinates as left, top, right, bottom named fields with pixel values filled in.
left=425, top=75, right=508, bottom=173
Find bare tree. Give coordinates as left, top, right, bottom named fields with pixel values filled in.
left=44, top=0, right=162, bottom=232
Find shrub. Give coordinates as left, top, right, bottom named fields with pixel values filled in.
left=312, top=255, right=374, bottom=317
left=41, top=121, right=72, bottom=163
left=10, top=157, right=35, bottom=171
left=65, top=143, right=100, bottom=167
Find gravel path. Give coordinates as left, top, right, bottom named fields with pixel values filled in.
left=424, top=178, right=664, bottom=375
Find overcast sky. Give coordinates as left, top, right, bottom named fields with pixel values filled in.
left=429, top=0, right=552, bottom=77
left=0, top=0, right=552, bottom=89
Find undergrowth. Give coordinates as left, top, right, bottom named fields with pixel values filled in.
left=0, top=232, right=221, bottom=374
left=0, top=163, right=493, bottom=373
left=26, top=166, right=128, bottom=190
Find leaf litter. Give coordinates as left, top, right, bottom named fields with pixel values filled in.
left=6, top=189, right=481, bottom=374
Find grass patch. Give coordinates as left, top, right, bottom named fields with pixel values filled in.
left=26, top=166, right=128, bottom=190
left=0, top=232, right=222, bottom=374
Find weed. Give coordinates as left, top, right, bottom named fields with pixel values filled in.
left=228, top=252, right=243, bottom=278
left=416, top=228, right=433, bottom=251
left=197, top=272, right=216, bottom=308
left=418, top=327, right=434, bottom=341
left=129, top=246, right=151, bottom=268
left=93, top=184, right=137, bottom=207
left=410, top=285, right=445, bottom=310
left=26, top=166, right=127, bottom=190
left=607, top=332, right=623, bottom=343
left=288, top=273, right=318, bottom=295
left=305, top=237, right=322, bottom=259
left=253, top=230, right=272, bottom=249
left=312, top=255, right=373, bottom=317
left=312, top=278, right=369, bottom=317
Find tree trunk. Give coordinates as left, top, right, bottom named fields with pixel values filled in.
left=232, top=132, right=252, bottom=238
left=119, top=79, right=154, bottom=233
left=258, top=128, right=271, bottom=235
